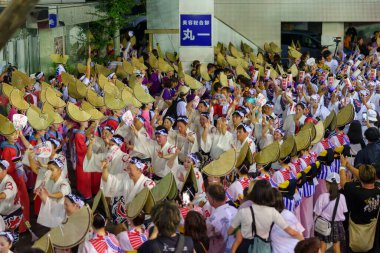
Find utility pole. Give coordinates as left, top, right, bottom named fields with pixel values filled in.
left=0, top=0, right=39, bottom=50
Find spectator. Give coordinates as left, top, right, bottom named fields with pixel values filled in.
left=354, top=127, right=380, bottom=167
left=184, top=210, right=209, bottom=253
left=294, top=237, right=322, bottom=253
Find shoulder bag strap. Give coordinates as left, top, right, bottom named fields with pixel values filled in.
left=331, top=193, right=340, bottom=223
left=249, top=206, right=257, bottom=237
left=152, top=239, right=163, bottom=253
left=174, top=234, right=185, bottom=253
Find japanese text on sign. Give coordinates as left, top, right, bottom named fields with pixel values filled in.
left=180, top=14, right=212, bottom=46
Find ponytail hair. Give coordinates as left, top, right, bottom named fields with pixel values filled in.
left=328, top=180, right=339, bottom=201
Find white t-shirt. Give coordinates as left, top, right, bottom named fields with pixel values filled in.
left=230, top=203, right=288, bottom=239
left=271, top=210, right=304, bottom=253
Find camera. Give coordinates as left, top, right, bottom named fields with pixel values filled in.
left=333, top=37, right=342, bottom=43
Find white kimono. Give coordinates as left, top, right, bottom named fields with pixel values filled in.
left=0, top=175, right=21, bottom=216
left=201, top=128, right=234, bottom=160
left=84, top=145, right=127, bottom=175
left=37, top=177, right=71, bottom=228
left=170, top=165, right=204, bottom=196
left=175, top=129, right=199, bottom=163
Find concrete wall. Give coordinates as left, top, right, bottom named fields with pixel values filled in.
left=215, top=0, right=380, bottom=49
left=39, top=26, right=65, bottom=74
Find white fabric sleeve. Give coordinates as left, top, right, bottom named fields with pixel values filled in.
left=117, top=232, right=133, bottom=251
left=101, top=173, right=127, bottom=197
left=83, top=152, right=105, bottom=173
left=272, top=209, right=288, bottom=230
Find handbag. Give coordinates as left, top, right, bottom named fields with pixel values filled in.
left=349, top=198, right=380, bottom=252
left=314, top=194, right=340, bottom=237
left=248, top=206, right=273, bottom=253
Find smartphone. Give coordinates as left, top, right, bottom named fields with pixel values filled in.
left=182, top=192, right=190, bottom=206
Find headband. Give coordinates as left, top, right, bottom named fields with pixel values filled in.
left=0, top=232, right=13, bottom=243
left=36, top=72, right=44, bottom=80
left=176, top=116, right=189, bottom=124
left=164, top=116, right=175, bottom=124
left=48, top=138, right=61, bottom=148
left=0, top=160, right=9, bottom=170
left=136, top=115, right=145, bottom=124
left=233, top=110, right=244, bottom=118
left=51, top=157, right=64, bottom=169
left=129, top=157, right=145, bottom=170
left=239, top=123, right=252, bottom=133
left=107, top=72, right=116, bottom=80
left=66, top=194, right=84, bottom=208
left=274, top=128, right=285, bottom=137
left=103, top=126, right=115, bottom=135
left=111, top=135, right=124, bottom=146
left=200, top=112, right=210, bottom=119
left=199, top=101, right=210, bottom=108
left=188, top=153, right=200, bottom=167
left=155, top=128, right=168, bottom=136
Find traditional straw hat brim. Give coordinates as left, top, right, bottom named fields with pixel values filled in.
left=184, top=74, right=202, bottom=90
left=178, top=61, right=185, bottom=78
left=280, top=136, right=295, bottom=160
left=104, top=90, right=127, bottom=110
left=311, top=121, right=324, bottom=145
left=95, top=64, right=113, bottom=77
left=229, top=43, right=244, bottom=58
left=0, top=114, right=16, bottom=136
left=236, top=65, right=250, bottom=79
left=254, top=141, right=280, bottom=165
left=116, top=64, right=128, bottom=79
left=27, top=105, right=53, bottom=130
left=269, top=42, right=281, bottom=53
left=216, top=53, right=227, bottom=67
left=126, top=188, right=155, bottom=219
left=122, top=61, right=134, bottom=75
left=200, top=64, right=211, bottom=81
left=202, top=149, right=237, bottom=177
left=86, top=89, right=105, bottom=108
left=149, top=54, right=159, bottom=69
left=236, top=142, right=253, bottom=168
left=323, top=111, right=336, bottom=131
left=166, top=52, right=177, bottom=63
left=77, top=63, right=86, bottom=74
left=226, top=55, right=239, bottom=67
left=336, top=104, right=355, bottom=127
left=10, top=89, right=30, bottom=110
left=289, top=64, right=299, bottom=77
left=50, top=54, right=69, bottom=64
left=48, top=205, right=92, bottom=249
left=12, top=70, right=34, bottom=89
left=295, top=128, right=312, bottom=151
left=45, top=88, right=66, bottom=108
left=151, top=172, right=178, bottom=202
left=32, top=234, right=54, bottom=253
left=219, top=73, right=228, bottom=87
left=66, top=102, right=91, bottom=122
left=1, top=83, right=14, bottom=97
left=75, top=79, right=88, bottom=98
left=302, top=123, right=316, bottom=143
left=133, top=84, right=155, bottom=104
left=92, top=190, right=110, bottom=219
left=122, top=88, right=142, bottom=108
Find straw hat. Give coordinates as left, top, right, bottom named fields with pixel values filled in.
left=279, top=136, right=295, bottom=160
left=67, top=79, right=85, bottom=100
left=32, top=234, right=54, bottom=253
left=277, top=64, right=285, bottom=76
left=86, top=89, right=105, bottom=108
left=158, top=58, right=174, bottom=73
left=43, top=108, right=64, bottom=125
left=269, top=42, right=281, bottom=54
left=226, top=55, right=239, bottom=67
left=27, top=105, right=54, bottom=130
left=1, top=83, right=14, bottom=97
left=131, top=57, right=148, bottom=71
left=236, top=142, right=253, bottom=168
left=45, top=87, right=66, bottom=108
left=236, top=57, right=249, bottom=69
left=256, top=53, right=265, bottom=65
left=133, top=84, right=155, bottom=104
left=81, top=101, right=105, bottom=121
left=289, top=64, right=299, bottom=77
left=288, top=47, right=302, bottom=61
left=122, top=60, right=134, bottom=75
left=229, top=43, right=244, bottom=58
left=151, top=172, right=178, bottom=202
left=95, top=64, right=113, bottom=77
left=323, top=111, right=337, bottom=131
left=50, top=54, right=69, bottom=64
left=202, top=149, right=237, bottom=177
left=236, top=65, right=250, bottom=79
left=241, top=41, right=253, bottom=54
left=41, top=102, right=55, bottom=113
left=250, top=53, right=257, bottom=64
left=121, top=88, right=142, bottom=108
left=311, top=121, right=324, bottom=145
left=294, top=128, right=312, bottom=151
left=104, top=89, right=128, bottom=110
left=149, top=54, right=159, bottom=69
left=301, top=123, right=316, bottom=143
left=9, top=89, right=30, bottom=110
left=12, top=70, right=34, bottom=89
left=254, top=141, right=280, bottom=165
left=219, top=73, right=228, bottom=87
left=177, top=61, right=185, bottom=79
left=156, top=43, right=163, bottom=58
left=126, top=188, right=155, bottom=219
left=336, top=104, right=354, bottom=127
left=180, top=167, right=198, bottom=196
left=61, top=72, right=75, bottom=86
left=114, top=79, right=127, bottom=91
left=77, top=63, right=87, bottom=74
left=200, top=64, right=210, bottom=81
left=270, top=67, right=279, bottom=80
left=165, top=52, right=177, bottom=63
left=66, top=102, right=91, bottom=122
left=184, top=74, right=202, bottom=90
left=216, top=53, right=227, bottom=68
left=0, top=114, right=16, bottom=136
left=264, top=43, right=272, bottom=53
left=116, top=64, right=128, bottom=79
left=48, top=205, right=92, bottom=249
left=92, top=190, right=110, bottom=219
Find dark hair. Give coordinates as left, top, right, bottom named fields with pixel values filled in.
left=272, top=188, right=284, bottom=213
left=93, top=213, right=106, bottom=229
left=207, top=184, right=226, bottom=202
left=294, top=237, right=321, bottom=253
left=280, top=155, right=291, bottom=164
left=327, top=180, right=339, bottom=201
left=296, top=102, right=305, bottom=110
left=364, top=127, right=380, bottom=143
left=359, top=164, right=376, bottom=184
left=132, top=211, right=145, bottom=227
left=151, top=200, right=181, bottom=237
left=322, top=50, right=332, bottom=59
left=21, top=249, right=45, bottom=253
left=337, top=126, right=345, bottom=131
left=184, top=211, right=208, bottom=244
left=236, top=124, right=248, bottom=133
left=248, top=180, right=275, bottom=206
left=214, top=82, right=222, bottom=92
left=347, top=120, right=365, bottom=146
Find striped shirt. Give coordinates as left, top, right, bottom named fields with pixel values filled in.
left=299, top=155, right=317, bottom=198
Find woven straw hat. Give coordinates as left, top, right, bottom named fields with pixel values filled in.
left=45, top=87, right=66, bottom=108
left=12, top=70, right=34, bottom=89
left=77, top=63, right=86, bottom=74
left=48, top=205, right=92, bottom=249
left=236, top=65, right=250, bottom=79
left=236, top=57, right=249, bottom=69
left=27, top=105, right=54, bottom=130
left=80, top=101, right=105, bottom=121
left=66, top=102, right=91, bottom=122
left=115, top=64, right=128, bottom=79
left=149, top=54, right=159, bottom=69
left=95, top=64, right=113, bottom=77
left=122, top=88, right=142, bottom=108
left=131, top=57, right=148, bottom=71
left=236, top=142, right=253, bottom=168
left=158, top=58, right=174, bottom=73
left=165, top=52, right=177, bottom=63
left=336, top=104, right=354, bottom=127
left=177, top=61, right=185, bottom=79
left=32, top=234, right=54, bottom=253
left=42, top=105, right=64, bottom=124
left=226, top=55, right=239, bottom=67
left=311, top=121, right=324, bottom=145
left=280, top=136, right=295, bottom=160
left=202, top=148, right=237, bottom=177
left=122, top=61, right=134, bottom=75
left=200, top=64, right=210, bottom=81
left=295, top=128, right=312, bottom=151
left=241, top=41, right=253, bottom=54
left=219, top=73, right=229, bottom=87
left=1, top=83, right=14, bottom=97
left=92, top=190, right=110, bottom=219
left=289, top=64, right=299, bottom=77
left=151, top=172, right=178, bottom=202
left=323, top=111, right=337, bottom=131
left=86, top=89, right=105, bottom=108
left=50, top=54, right=69, bottom=64
left=216, top=53, right=228, bottom=68
left=229, top=43, right=244, bottom=58
left=133, top=84, right=155, bottom=104
left=126, top=188, right=155, bottom=219
left=254, top=141, right=280, bottom=165
left=264, top=43, right=272, bottom=53
left=104, top=89, right=127, bottom=110
left=302, top=123, right=316, bottom=142
left=288, top=47, right=302, bottom=60
left=184, top=74, right=202, bottom=90
left=0, top=114, right=16, bottom=136
left=10, top=89, right=29, bottom=110
left=269, top=42, right=281, bottom=54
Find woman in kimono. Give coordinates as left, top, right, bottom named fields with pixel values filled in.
left=101, top=156, right=155, bottom=224
left=117, top=211, right=148, bottom=251
left=35, top=157, right=71, bottom=228
left=175, top=116, right=199, bottom=163
left=0, top=160, right=23, bottom=241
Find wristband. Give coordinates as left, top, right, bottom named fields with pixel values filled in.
left=339, top=166, right=346, bottom=171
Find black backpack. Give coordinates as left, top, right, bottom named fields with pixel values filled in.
left=164, top=97, right=183, bottom=119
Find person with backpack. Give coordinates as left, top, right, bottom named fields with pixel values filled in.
left=313, top=172, right=347, bottom=253
left=164, top=85, right=190, bottom=120
left=138, top=200, right=194, bottom=253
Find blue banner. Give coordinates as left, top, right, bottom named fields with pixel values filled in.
left=180, top=14, right=212, bottom=46
left=49, top=14, right=57, bottom=28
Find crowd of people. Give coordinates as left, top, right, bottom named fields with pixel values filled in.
left=0, top=28, right=379, bottom=253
